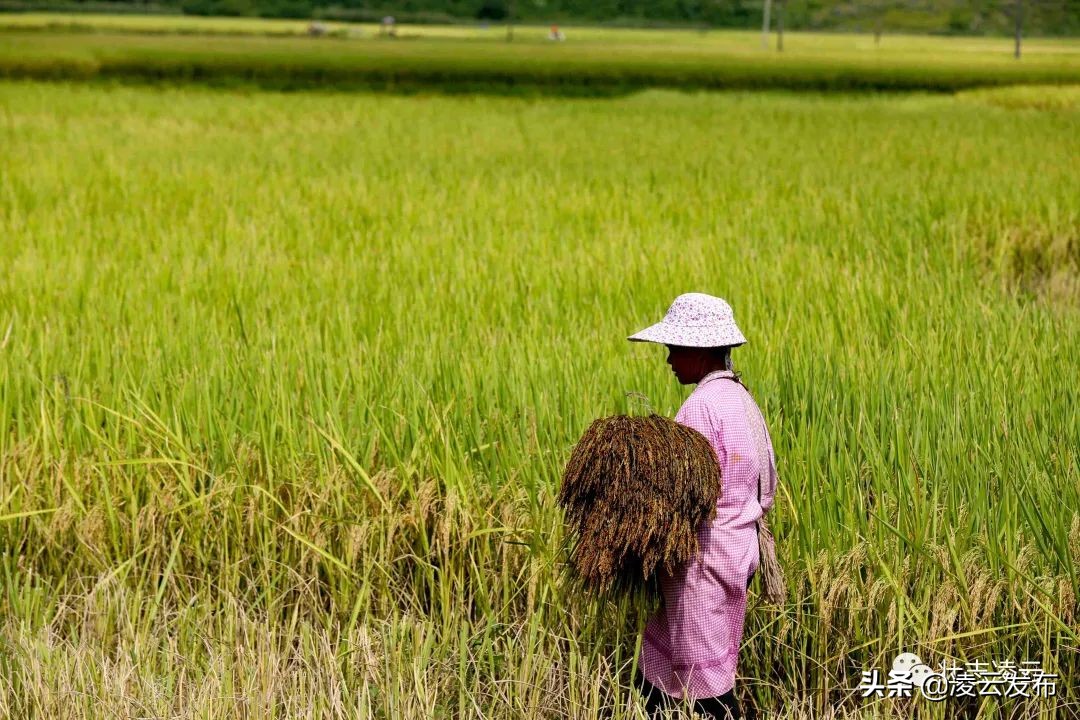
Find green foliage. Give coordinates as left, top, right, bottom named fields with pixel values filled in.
left=180, top=0, right=256, bottom=16
left=1, top=0, right=1079, bottom=33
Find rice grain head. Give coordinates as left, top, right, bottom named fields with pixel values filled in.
left=556, top=414, right=721, bottom=597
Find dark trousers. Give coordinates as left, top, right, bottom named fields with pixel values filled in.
left=637, top=672, right=742, bottom=720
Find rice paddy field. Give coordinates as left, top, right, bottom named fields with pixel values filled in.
left=1, top=16, right=1079, bottom=720
left=2, top=17, right=1080, bottom=93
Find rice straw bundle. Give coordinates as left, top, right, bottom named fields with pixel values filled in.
left=557, top=414, right=721, bottom=595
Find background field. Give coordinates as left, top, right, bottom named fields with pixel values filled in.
left=3, top=19, right=1080, bottom=92
left=1, top=75, right=1077, bottom=717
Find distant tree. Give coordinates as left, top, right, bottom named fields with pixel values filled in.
left=868, top=0, right=886, bottom=43
left=1014, top=0, right=1023, bottom=57
left=762, top=0, right=773, bottom=47
left=776, top=0, right=786, bottom=49
left=181, top=0, right=256, bottom=16
left=475, top=0, right=507, bottom=19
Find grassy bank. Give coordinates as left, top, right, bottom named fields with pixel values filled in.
left=1, top=26, right=1079, bottom=93
left=1, top=81, right=1077, bottom=717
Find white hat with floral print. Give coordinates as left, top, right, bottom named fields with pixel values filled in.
left=627, top=293, right=747, bottom=347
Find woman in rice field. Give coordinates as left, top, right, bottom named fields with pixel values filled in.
left=627, top=293, right=780, bottom=720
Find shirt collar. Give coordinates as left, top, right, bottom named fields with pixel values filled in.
left=698, top=369, right=736, bottom=386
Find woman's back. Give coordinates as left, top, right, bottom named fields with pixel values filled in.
left=640, top=369, right=777, bottom=703
left=677, top=370, right=777, bottom=528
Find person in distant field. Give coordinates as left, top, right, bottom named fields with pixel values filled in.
left=626, top=293, right=779, bottom=720
left=547, top=24, right=565, bottom=41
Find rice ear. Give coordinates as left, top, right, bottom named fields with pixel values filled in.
left=757, top=516, right=786, bottom=605
left=557, top=414, right=721, bottom=598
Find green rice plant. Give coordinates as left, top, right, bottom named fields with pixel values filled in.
left=0, top=80, right=1076, bottom=717
left=0, top=28, right=1078, bottom=94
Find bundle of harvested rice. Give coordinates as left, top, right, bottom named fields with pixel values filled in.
left=557, top=414, right=721, bottom=595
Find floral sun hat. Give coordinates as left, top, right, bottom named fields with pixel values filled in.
left=627, top=293, right=747, bottom=347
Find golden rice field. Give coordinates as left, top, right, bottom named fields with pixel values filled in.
left=0, top=30, right=1077, bottom=718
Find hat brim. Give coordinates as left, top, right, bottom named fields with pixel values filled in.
left=627, top=321, right=747, bottom=348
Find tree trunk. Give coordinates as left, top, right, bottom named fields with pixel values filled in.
left=776, top=0, right=785, bottom=52
left=506, top=0, right=515, bottom=42
left=1014, top=0, right=1023, bottom=58
left=761, top=0, right=773, bottom=49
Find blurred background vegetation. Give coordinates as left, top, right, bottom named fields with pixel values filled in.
left=0, top=0, right=1077, bottom=35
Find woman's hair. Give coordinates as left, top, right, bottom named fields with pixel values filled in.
left=708, top=345, right=745, bottom=386
left=708, top=345, right=735, bottom=371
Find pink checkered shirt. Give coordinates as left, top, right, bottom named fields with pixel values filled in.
left=640, top=369, right=778, bottom=701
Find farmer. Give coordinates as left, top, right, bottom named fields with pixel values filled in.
left=627, top=293, right=779, bottom=720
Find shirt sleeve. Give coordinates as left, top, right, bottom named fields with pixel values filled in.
left=674, top=393, right=722, bottom=463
